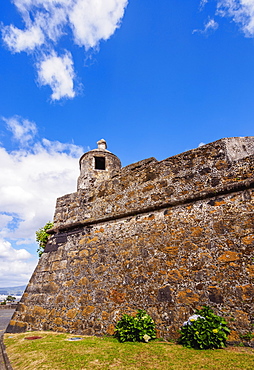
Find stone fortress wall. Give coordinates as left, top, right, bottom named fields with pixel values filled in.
left=7, top=137, right=254, bottom=340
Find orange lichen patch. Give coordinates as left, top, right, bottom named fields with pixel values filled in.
left=176, top=289, right=199, bottom=304
left=91, top=254, right=99, bottom=263
left=79, top=249, right=89, bottom=258
left=215, top=160, right=228, bottom=170
left=79, top=258, right=89, bottom=267
left=67, top=250, right=78, bottom=258
left=238, top=284, right=254, bottom=301
left=183, top=241, right=199, bottom=251
left=66, top=295, right=75, bottom=305
left=66, top=308, right=78, bottom=319
left=101, top=311, right=109, bottom=320
left=167, top=269, right=183, bottom=282
left=95, top=227, right=105, bottom=233
left=87, top=237, right=98, bottom=244
left=82, top=306, right=95, bottom=316
left=163, top=245, right=179, bottom=256
left=52, top=260, right=67, bottom=270
left=53, top=317, right=63, bottom=326
left=218, top=251, right=241, bottom=263
left=32, top=306, right=47, bottom=316
left=107, top=324, right=115, bottom=336
left=79, top=238, right=88, bottom=245
left=9, top=320, right=27, bottom=328
left=190, top=227, right=203, bottom=237
left=17, top=303, right=27, bottom=312
left=199, top=252, right=212, bottom=260
left=55, top=294, right=64, bottom=304
left=229, top=262, right=238, bottom=268
left=110, top=290, right=126, bottom=303
left=63, top=280, right=74, bottom=287
left=234, top=310, right=251, bottom=326
left=159, top=270, right=167, bottom=275
left=142, top=184, right=155, bottom=192
left=95, top=265, right=107, bottom=274
left=78, top=277, right=88, bottom=285
left=214, top=200, right=226, bottom=206
left=241, top=234, right=254, bottom=245
left=143, top=214, right=155, bottom=221
left=246, top=265, right=254, bottom=277
left=227, top=330, right=240, bottom=341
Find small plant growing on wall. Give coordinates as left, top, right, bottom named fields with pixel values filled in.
left=178, top=306, right=230, bottom=350
left=115, top=309, right=156, bottom=343
left=36, top=221, right=54, bottom=257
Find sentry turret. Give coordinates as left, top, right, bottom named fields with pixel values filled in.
left=77, top=139, right=121, bottom=191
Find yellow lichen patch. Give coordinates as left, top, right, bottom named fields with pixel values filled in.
left=63, top=280, right=74, bottom=287
left=79, top=249, right=89, bottom=258
left=241, top=284, right=254, bottom=301
left=53, top=317, right=63, bottom=326
left=167, top=269, right=183, bottom=282
left=91, top=254, right=99, bottom=263
left=142, top=184, right=155, bottom=192
left=213, top=200, right=226, bottom=206
left=95, top=265, right=107, bottom=274
left=17, top=303, right=27, bottom=312
left=95, top=227, right=104, bottom=233
left=110, top=290, right=126, bottom=303
left=163, top=245, right=179, bottom=257
left=227, top=330, right=240, bottom=341
left=67, top=250, right=78, bottom=258
left=246, top=265, right=254, bottom=277
left=107, top=324, right=115, bottom=335
left=218, top=251, right=240, bottom=263
left=176, top=289, right=199, bottom=304
left=241, top=234, right=254, bottom=245
left=190, top=227, right=203, bottom=237
left=87, top=237, right=98, bottom=244
left=32, top=306, right=47, bottom=316
left=79, top=237, right=88, bottom=245
left=66, top=308, right=78, bottom=319
left=78, top=276, right=88, bottom=285
left=9, top=320, right=27, bottom=329
left=52, top=260, right=67, bottom=270
left=55, top=294, right=64, bottom=304
left=82, top=306, right=95, bottom=317
left=101, top=311, right=109, bottom=320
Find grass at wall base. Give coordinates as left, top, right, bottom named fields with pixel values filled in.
left=4, top=331, right=254, bottom=370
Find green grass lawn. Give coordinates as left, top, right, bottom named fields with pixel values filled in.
left=4, top=331, right=254, bottom=370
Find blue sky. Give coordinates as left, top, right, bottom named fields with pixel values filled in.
left=0, top=0, right=254, bottom=286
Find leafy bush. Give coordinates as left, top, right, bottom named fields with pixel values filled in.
left=178, top=306, right=230, bottom=349
left=36, top=221, right=54, bottom=257
left=115, top=309, right=156, bottom=343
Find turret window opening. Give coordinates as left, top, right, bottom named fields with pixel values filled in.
left=95, top=156, right=106, bottom=170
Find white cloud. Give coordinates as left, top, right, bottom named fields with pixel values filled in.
left=193, top=18, right=219, bottom=34
left=199, top=0, right=209, bottom=10
left=0, top=115, right=84, bottom=286
left=2, top=0, right=129, bottom=100
left=0, top=238, right=37, bottom=286
left=37, top=51, right=75, bottom=100
left=3, top=115, right=37, bottom=146
left=217, top=0, right=254, bottom=37
left=2, top=24, right=44, bottom=53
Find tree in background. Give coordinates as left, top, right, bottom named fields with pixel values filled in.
left=36, top=222, right=54, bottom=257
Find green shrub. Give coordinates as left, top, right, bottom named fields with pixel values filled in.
left=36, top=221, right=54, bottom=257
left=115, top=309, right=156, bottom=343
left=178, top=306, right=230, bottom=350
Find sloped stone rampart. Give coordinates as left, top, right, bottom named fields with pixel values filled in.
left=6, top=137, right=254, bottom=340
